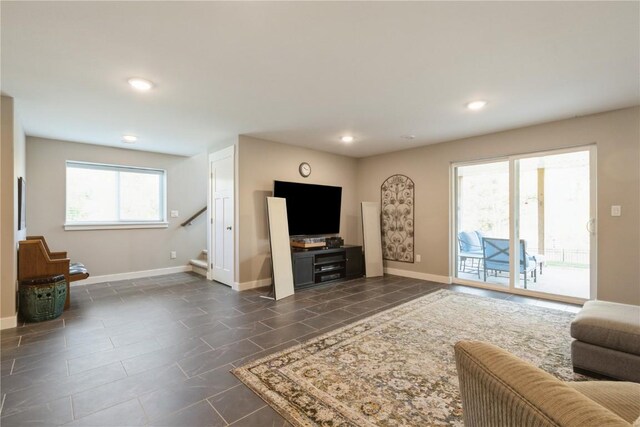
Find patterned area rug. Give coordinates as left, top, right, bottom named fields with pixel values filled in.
left=233, top=289, right=582, bottom=426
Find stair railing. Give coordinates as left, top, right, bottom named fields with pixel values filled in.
left=181, top=207, right=207, bottom=226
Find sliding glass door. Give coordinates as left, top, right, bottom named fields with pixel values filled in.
left=455, top=161, right=510, bottom=287
left=453, top=146, right=596, bottom=301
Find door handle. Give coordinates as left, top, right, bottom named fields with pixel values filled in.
left=586, top=218, right=595, bottom=234
left=226, top=226, right=232, bottom=231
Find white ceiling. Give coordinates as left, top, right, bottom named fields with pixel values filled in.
left=2, top=2, right=639, bottom=158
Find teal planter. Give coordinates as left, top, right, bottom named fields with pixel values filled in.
left=19, top=275, right=67, bottom=322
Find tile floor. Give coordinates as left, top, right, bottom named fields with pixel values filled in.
left=0, top=273, right=581, bottom=426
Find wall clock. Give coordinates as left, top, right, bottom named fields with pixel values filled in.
left=299, top=162, right=311, bottom=178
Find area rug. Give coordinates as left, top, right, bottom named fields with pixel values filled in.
left=233, top=289, right=583, bottom=426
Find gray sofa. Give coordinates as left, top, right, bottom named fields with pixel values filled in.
left=570, top=300, right=640, bottom=383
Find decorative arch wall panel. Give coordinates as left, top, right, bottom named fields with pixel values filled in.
left=381, top=175, right=414, bottom=263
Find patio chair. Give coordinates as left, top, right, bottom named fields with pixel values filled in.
left=482, top=237, right=537, bottom=288
left=458, top=230, right=485, bottom=277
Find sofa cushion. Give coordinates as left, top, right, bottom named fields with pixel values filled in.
left=568, top=381, right=640, bottom=424
left=571, top=300, right=640, bottom=355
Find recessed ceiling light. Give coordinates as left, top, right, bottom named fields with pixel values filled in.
left=401, top=134, right=416, bottom=140
left=127, top=78, right=154, bottom=91
left=466, top=100, right=488, bottom=111
left=340, top=135, right=355, bottom=143
left=122, top=135, right=138, bottom=143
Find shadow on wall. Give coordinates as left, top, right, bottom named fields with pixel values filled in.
left=345, top=214, right=358, bottom=244
left=255, top=190, right=273, bottom=241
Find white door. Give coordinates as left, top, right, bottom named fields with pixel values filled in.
left=208, top=146, right=235, bottom=286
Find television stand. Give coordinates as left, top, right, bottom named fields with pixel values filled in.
left=291, top=245, right=363, bottom=289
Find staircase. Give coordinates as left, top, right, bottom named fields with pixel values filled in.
left=190, top=249, right=208, bottom=277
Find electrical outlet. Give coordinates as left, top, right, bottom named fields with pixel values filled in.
left=170, top=210, right=179, bottom=218
left=611, top=205, right=621, bottom=217
left=416, top=254, right=421, bottom=263
left=170, top=251, right=177, bottom=259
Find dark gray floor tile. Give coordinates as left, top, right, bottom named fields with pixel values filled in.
left=16, top=329, right=65, bottom=346
left=249, top=323, right=316, bottom=349
left=71, top=364, right=186, bottom=419
left=266, top=298, right=321, bottom=315
left=301, top=308, right=356, bottom=330
left=200, top=322, right=272, bottom=349
left=1, top=362, right=127, bottom=417
left=110, top=322, right=188, bottom=347
left=196, top=363, right=242, bottom=393
left=1, top=359, right=15, bottom=377
left=1, top=337, right=66, bottom=362
left=149, top=400, right=225, bottom=427
left=230, top=404, right=291, bottom=426
left=139, top=374, right=234, bottom=422
left=121, top=337, right=212, bottom=376
left=65, top=398, right=147, bottom=426
left=373, top=291, right=418, bottom=304
left=219, top=309, right=280, bottom=329
left=0, top=396, right=72, bottom=427
left=0, top=336, right=21, bottom=349
left=259, top=309, right=318, bottom=329
left=233, top=300, right=277, bottom=314
left=305, top=298, right=353, bottom=315
left=12, top=319, right=65, bottom=336
left=0, top=361, right=70, bottom=394
left=67, top=337, right=162, bottom=375
left=178, top=339, right=263, bottom=378
left=208, top=385, right=266, bottom=424
left=341, top=297, right=390, bottom=315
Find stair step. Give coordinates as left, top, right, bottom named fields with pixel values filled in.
left=190, top=259, right=208, bottom=269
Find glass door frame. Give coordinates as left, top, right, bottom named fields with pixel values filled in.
left=450, top=145, right=597, bottom=304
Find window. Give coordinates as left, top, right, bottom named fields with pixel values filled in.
left=65, top=161, right=167, bottom=230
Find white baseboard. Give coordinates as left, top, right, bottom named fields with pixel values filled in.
left=384, top=267, right=452, bottom=285
left=74, top=266, right=193, bottom=286
left=233, top=278, right=272, bottom=292
left=0, top=314, right=18, bottom=330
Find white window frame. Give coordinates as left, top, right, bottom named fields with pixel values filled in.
left=64, top=161, right=168, bottom=231
left=449, top=144, right=597, bottom=305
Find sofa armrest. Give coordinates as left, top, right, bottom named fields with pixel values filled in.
left=454, top=341, right=630, bottom=427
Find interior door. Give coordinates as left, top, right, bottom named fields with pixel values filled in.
left=209, top=147, right=234, bottom=286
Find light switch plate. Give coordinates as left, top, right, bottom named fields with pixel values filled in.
left=170, top=210, right=179, bottom=218
left=415, top=254, right=421, bottom=263
left=611, top=205, right=621, bottom=217
left=170, top=251, right=177, bottom=259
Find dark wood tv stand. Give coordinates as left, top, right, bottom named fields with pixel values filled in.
left=291, top=245, right=363, bottom=289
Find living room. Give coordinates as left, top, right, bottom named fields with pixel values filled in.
left=1, top=2, right=639, bottom=426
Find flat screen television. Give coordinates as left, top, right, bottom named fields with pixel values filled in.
left=273, top=180, right=342, bottom=236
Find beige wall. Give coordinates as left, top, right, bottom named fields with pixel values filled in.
left=357, top=107, right=640, bottom=305
left=26, top=137, right=207, bottom=277
left=1, top=95, right=26, bottom=326
left=237, top=136, right=359, bottom=284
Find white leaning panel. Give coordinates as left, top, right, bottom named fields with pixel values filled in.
left=266, top=197, right=295, bottom=300
left=361, top=201, right=384, bottom=277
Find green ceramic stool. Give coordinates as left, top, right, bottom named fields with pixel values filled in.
left=19, top=274, right=67, bottom=322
